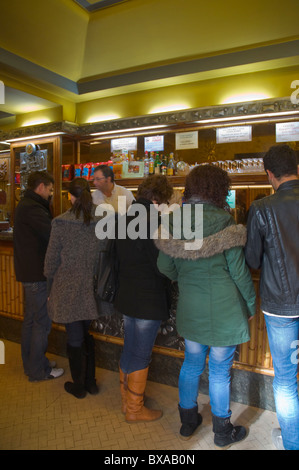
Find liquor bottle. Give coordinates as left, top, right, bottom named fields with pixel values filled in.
left=161, top=155, right=168, bottom=175
left=143, top=151, right=149, bottom=176
left=154, top=152, right=161, bottom=174
left=149, top=152, right=155, bottom=175
left=167, top=153, right=175, bottom=176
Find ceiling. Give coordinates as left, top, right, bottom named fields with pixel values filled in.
left=0, top=0, right=299, bottom=131
left=73, top=0, right=129, bottom=12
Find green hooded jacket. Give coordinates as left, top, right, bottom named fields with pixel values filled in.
left=156, top=203, right=256, bottom=347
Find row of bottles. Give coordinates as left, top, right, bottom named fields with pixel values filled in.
left=143, top=152, right=176, bottom=176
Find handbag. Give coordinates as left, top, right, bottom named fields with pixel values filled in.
left=94, top=238, right=118, bottom=305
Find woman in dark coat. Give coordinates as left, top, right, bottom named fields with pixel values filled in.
left=44, top=178, right=105, bottom=399
left=114, top=175, right=173, bottom=423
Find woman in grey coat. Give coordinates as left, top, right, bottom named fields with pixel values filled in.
left=44, top=178, right=104, bottom=399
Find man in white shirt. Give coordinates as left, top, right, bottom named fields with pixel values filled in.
left=92, top=165, right=135, bottom=214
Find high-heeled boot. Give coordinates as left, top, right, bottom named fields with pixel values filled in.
left=125, top=367, right=162, bottom=423
left=84, top=334, right=99, bottom=395
left=64, top=343, right=87, bottom=399
left=119, top=366, right=127, bottom=414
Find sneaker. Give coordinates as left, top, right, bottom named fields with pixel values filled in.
left=272, top=428, right=285, bottom=450
left=48, top=368, right=64, bottom=379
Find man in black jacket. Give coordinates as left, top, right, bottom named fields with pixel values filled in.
left=14, top=171, right=64, bottom=382
left=245, top=144, right=299, bottom=450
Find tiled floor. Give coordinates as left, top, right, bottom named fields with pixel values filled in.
left=0, top=339, right=279, bottom=451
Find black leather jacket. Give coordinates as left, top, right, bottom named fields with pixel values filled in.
left=245, top=179, right=299, bottom=316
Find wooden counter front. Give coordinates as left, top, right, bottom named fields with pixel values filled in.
left=0, top=238, right=24, bottom=320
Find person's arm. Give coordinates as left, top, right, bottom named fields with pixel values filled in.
left=225, top=246, right=256, bottom=318
left=44, top=219, right=62, bottom=295
left=157, top=250, right=178, bottom=282
left=244, top=205, right=264, bottom=270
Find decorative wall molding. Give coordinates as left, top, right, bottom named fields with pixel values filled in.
left=1, top=98, right=298, bottom=142
left=78, top=97, right=299, bottom=135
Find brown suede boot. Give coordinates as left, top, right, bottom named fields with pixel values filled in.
left=119, top=367, right=127, bottom=414
left=125, top=367, right=162, bottom=423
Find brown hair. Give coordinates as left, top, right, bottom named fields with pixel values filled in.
left=27, top=171, right=54, bottom=190
left=69, top=178, right=93, bottom=225
left=137, top=174, right=173, bottom=205
left=184, top=165, right=231, bottom=209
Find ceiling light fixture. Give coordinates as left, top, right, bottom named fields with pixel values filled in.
left=195, top=110, right=299, bottom=125
left=90, top=124, right=169, bottom=136
left=5, top=132, right=66, bottom=143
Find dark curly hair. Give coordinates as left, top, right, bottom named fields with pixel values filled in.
left=184, top=164, right=231, bottom=209
left=136, top=174, right=173, bottom=205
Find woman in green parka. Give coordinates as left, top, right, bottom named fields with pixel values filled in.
left=156, top=165, right=256, bottom=449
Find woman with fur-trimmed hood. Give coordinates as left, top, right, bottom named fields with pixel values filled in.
left=156, top=164, right=256, bottom=449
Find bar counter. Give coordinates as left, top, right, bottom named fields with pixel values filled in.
left=0, top=228, right=276, bottom=411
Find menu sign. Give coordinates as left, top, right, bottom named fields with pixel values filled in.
left=111, top=137, right=137, bottom=151
left=216, top=126, right=252, bottom=144
left=276, top=122, right=299, bottom=142
left=175, top=131, right=198, bottom=150
left=144, top=135, right=164, bottom=152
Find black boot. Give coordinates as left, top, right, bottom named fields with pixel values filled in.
left=178, top=404, right=203, bottom=440
left=84, top=334, right=99, bottom=395
left=212, top=414, right=247, bottom=449
left=64, top=344, right=87, bottom=399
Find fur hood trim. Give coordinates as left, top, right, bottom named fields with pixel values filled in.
left=154, top=224, right=247, bottom=260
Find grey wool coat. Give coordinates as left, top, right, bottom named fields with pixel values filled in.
left=44, top=206, right=105, bottom=324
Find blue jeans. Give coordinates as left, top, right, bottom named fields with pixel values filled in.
left=179, top=339, right=236, bottom=418
left=65, top=320, right=91, bottom=347
left=22, top=282, right=52, bottom=381
left=264, top=315, right=299, bottom=450
left=120, top=315, right=161, bottom=374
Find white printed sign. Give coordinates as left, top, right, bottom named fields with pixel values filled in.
left=175, top=131, right=198, bottom=150
left=111, top=137, right=137, bottom=152
left=216, top=126, right=252, bottom=143
left=144, top=135, right=164, bottom=152
left=276, top=122, right=299, bottom=142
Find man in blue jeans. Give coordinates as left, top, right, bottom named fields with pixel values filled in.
left=245, top=144, right=299, bottom=450
left=14, top=171, right=64, bottom=382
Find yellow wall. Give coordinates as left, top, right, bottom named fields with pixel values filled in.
left=0, top=0, right=88, bottom=81
left=15, top=107, right=63, bottom=128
